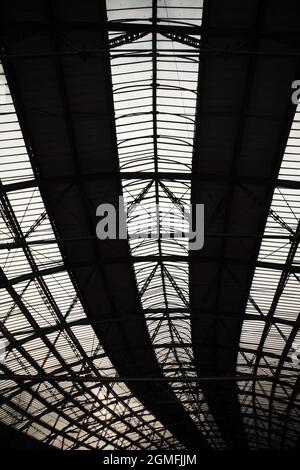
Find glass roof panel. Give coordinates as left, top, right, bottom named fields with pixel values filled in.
left=107, top=0, right=226, bottom=449
left=0, top=62, right=180, bottom=450
left=237, top=105, right=300, bottom=449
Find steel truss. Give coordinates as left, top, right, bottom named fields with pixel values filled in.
left=106, top=0, right=226, bottom=449
left=0, top=61, right=180, bottom=450
left=1, top=0, right=300, bottom=451
left=237, top=104, right=300, bottom=449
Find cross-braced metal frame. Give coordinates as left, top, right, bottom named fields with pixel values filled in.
left=1, top=0, right=300, bottom=451
left=237, top=104, right=300, bottom=449
left=107, top=0, right=225, bottom=448
left=0, top=62, right=181, bottom=450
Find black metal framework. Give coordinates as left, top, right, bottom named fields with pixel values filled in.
left=188, top=0, right=300, bottom=450
left=107, top=0, right=225, bottom=448
left=0, top=0, right=214, bottom=451
left=0, top=55, right=181, bottom=451
left=0, top=0, right=300, bottom=451
left=237, top=104, right=300, bottom=449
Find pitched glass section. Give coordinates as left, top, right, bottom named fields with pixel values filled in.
left=107, top=0, right=226, bottom=448
left=237, top=105, right=300, bottom=449
left=0, top=63, right=180, bottom=450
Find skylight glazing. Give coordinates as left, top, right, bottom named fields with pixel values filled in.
left=237, top=104, right=300, bottom=449
left=107, top=0, right=226, bottom=448
left=0, top=63, right=180, bottom=450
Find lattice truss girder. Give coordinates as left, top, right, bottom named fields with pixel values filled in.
left=0, top=62, right=182, bottom=450
left=106, top=0, right=225, bottom=448
left=237, top=104, right=300, bottom=449
left=3, top=0, right=300, bottom=451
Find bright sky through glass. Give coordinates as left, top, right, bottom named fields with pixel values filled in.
left=237, top=105, right=300, bottom=449
left=107, top=0, right=226, bottom=448
left=0, top=62, right=180, bottom=450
